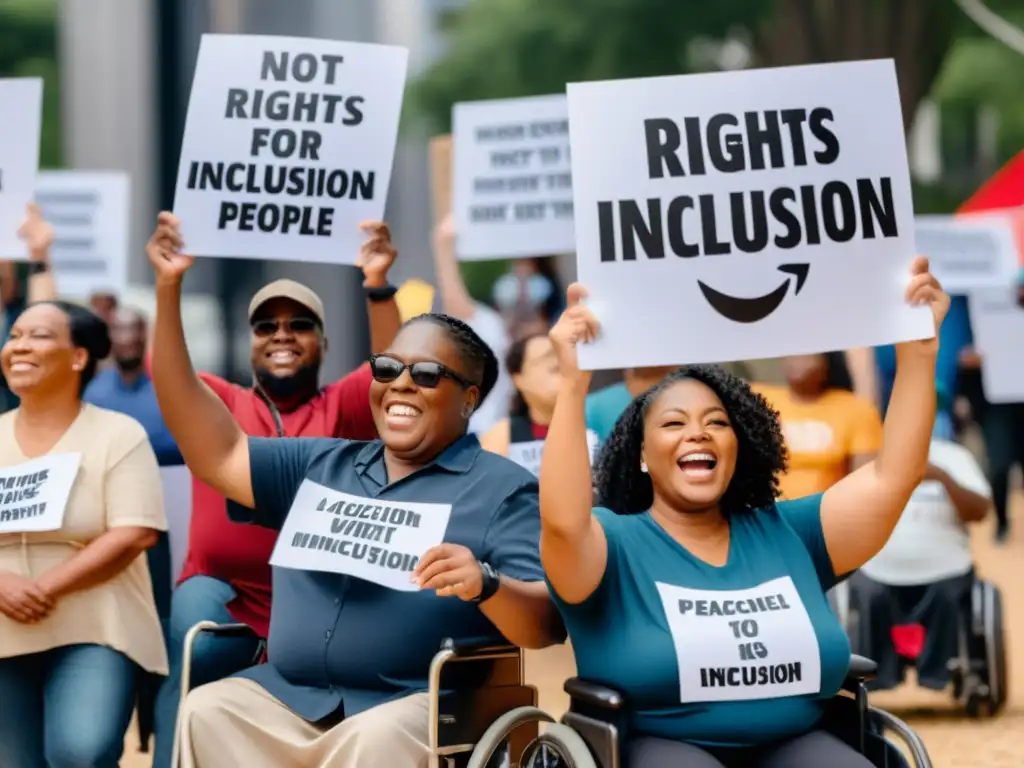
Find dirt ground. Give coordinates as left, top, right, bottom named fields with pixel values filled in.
left=123, top=489, right=1023, bottom=767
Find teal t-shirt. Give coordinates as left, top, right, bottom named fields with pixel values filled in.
left=552, top=495, right=850, bottom=748
left=585, top=383, right=633, bottom=443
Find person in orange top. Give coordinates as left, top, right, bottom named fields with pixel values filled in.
left=753, top=353, right=883, bottom=500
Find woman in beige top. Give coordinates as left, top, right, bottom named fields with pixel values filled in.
left=0, top=207, right=168, bottom=768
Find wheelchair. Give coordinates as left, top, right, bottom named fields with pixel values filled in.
left=847, top=576, right=1007, bottom=718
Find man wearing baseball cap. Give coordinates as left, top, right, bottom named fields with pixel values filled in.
left=148, top=214, right=401, bottom=768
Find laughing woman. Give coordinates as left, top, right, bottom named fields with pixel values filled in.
left=538, top=259, right=948, bottom=768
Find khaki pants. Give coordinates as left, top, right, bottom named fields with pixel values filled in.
left=178, top=678, right=432, bottom=767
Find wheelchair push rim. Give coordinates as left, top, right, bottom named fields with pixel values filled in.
left=522, top=723, right=599, bottom=768
left=466, top=706, right=556, bottom=768
left=984, top=581, right=1008, bottom=714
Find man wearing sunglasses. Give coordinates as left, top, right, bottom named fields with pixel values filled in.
left=147, top=213, right=402, bottom=768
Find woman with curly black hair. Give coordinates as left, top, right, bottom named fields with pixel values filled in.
left=539, top=259, right=949, bottom=768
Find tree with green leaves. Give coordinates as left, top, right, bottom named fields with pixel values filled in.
left=413, top=0, right=962, bottom=134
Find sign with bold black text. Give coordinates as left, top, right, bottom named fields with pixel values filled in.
left=566, top=60, right=933, bottom=370
left=656, top=577, right=821, bottom=703
left=34, top=172, right=130, bottom=299
left=173, top=34, right=408, bottom=264
left=453, top=95, right=574, bottom=260
left=0, top=453, right=81, bottom=534
left=270, top=480, right=452, bottom=591
left=0, top=78, right=43, bottom=258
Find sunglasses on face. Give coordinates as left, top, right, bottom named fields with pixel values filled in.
left=251, top=317, right=319, bottom=337
left=369, top=354, right=476, bottom=390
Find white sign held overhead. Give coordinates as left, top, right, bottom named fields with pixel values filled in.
left=173, top=34, right=408, bottom=264
left=566, top=60, right=933, bottom=371
left=270, top=480, right=452, bottom=592
left=914, top=214, right=1019, bottom=293
left=0, top=78, right=43, bottom=258
left=968, top=288, right=1024, bottom=404
left=34, top=172, right=130, bottom=299
left=0, top=453, right=81, bottom=534
left=453, top=94, right=574, bottom=260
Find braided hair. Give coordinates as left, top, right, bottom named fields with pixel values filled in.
left=403, top=313, right=499, bottom=409
left=593, top=365, right=787, bottom=516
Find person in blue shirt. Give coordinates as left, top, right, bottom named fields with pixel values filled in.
left=145, top=239, right=564, bottom=768
left=538, top=262, right=948, bottom=768
left=585, top=366, right=675, bottom=443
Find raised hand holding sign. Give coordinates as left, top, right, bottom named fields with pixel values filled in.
left=146, top=212, right=194, bottom=286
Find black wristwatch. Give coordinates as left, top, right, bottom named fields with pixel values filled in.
left=364, top=283, right=397, bottom=302
left=472, top=561, right=501, bottom=604
left=29, top=261, right=49, bottom=275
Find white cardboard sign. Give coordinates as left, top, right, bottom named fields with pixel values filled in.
left=174, top=34, right=408, bottom=264
left=159, top=465, right=193, bottom=582
left=656, top=576, right=822, bottom=703
left=566, top=60, right=933, bottom=370
left=507, top=430, right=600, bottom=477
left=914, top=214, right=1019, bottom=293
left=0, top=453, right=82, bottom=534
left=0, top=78, right=43, bottom=258
left=270, top=480, right=452, bottom=592
left=453, top=94, right=574, bottom=260
left=34, top=171, right=130, bottom=299
left=968, top=288, right=1024, bottom=404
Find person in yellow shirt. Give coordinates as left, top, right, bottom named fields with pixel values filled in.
left=753, top=352, right=883, bottom=500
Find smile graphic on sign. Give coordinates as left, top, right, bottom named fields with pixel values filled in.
left=698, top=263, right=809, bottom=323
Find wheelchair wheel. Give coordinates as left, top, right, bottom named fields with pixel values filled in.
left=522, top=723, right=598, bottom=768
left=966, top=580, right=1008, bottom=717
left=467, top=706, right=555, bottom=768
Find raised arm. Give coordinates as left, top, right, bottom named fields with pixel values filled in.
left=431, top=214, right=477, bottom=320
left=356, top=221, right=401, bottom=355
left=19, top=204, right=58, bottom=304
left=539, top=285, right=608, bottom=604
left=146, top=212, right=254, bottom=508
left=821, top=258, right=950, bottom=575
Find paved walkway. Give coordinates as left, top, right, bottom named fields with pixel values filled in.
left=124, top=490, right=1022, bottom=767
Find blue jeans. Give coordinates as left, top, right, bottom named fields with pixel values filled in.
left=152, top=575, right=263, bottom=768
left=0, top=643, right=137, bottom=768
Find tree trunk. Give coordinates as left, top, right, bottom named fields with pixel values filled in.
left=752, top=0, right=957, bottom=132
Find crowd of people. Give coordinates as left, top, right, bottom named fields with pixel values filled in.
left=0, top=198, right=1020, bottom=768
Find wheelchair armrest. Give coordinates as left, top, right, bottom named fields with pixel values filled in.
left=439, top=637, right=519, bottom=658
left=843, top=654, right=878, bottom=691
left=197, top=622, right=260, bottom=639
left=564, top=677, right=625, bottom=711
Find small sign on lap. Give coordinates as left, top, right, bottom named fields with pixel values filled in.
left=566, top=60, right=933, bottom=370
left=453, top=94, right=574, bottom=260
left=35, top=171, right=131, bottom=299
left=914, top=214, right=1019, bottom=293
left=173, top=34, right=408, bottom=264
left=0, top=454, right=81, bottom=534
left=0, top=78, right=42, bottom=258
left=270, top=480, right=452, bottom=591
left=656, top=577, right=821, bottom=703
left=968, top=288, right=1024, bottom=404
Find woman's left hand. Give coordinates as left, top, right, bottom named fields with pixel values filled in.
left=895, top=256, right=950, bottom=356
left=357, top=220, right=398, bottom=288
left=18, top=203, right=54, bottom=262
left=413, top=543, right=484, bottom=601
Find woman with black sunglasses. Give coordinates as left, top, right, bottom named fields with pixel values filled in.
left=157, top=307, right=563, bottom=767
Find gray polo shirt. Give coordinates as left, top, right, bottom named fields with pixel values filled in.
left=228, top=433, right=544, bottom=722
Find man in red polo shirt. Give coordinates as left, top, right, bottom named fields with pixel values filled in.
left=152, top=215, right=401, bottom=768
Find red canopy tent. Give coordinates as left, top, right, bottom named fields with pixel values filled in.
left=958, top=150, right=1024, bottom=267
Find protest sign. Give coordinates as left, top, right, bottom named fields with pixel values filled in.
left=0, top=78, right=43, bottom=258
left=0, top=453, right=81, bottom=534
left=34, top=171, right=130, bottom=299
left=914, top=214, right=1018, bottom=293
left=968, top=288, right=1024, bottom=404
left=507, top=430, right=600, bottom=477
left=656, top=576, right=821, bottom=703
left=270, top=480, right=452, bottom=591
left=173, top=34, right=408, bottom=264
left=160, top=465, right=193, bottom=581
left=453, top=94, right=574, bottom=260
left=566, top=60, right=933, bottom=370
